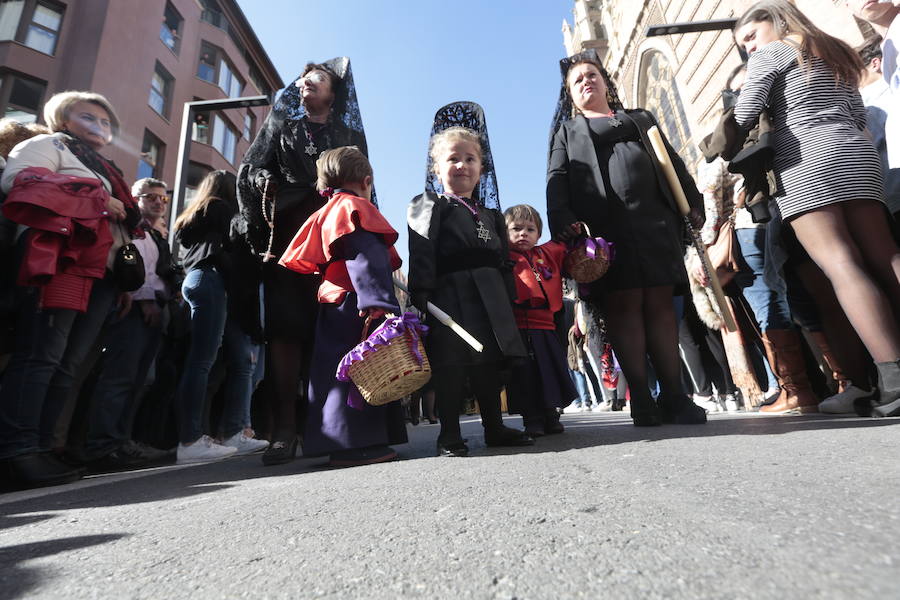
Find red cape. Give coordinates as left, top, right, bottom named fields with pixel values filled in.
left=279, top=192, right=402, bottom=303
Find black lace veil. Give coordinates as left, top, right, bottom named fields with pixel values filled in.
left=424, top=101, right=500, bottom=210
left=236, top=57, right=372, bottom=252
left=548, top=49, right=625, bottom=151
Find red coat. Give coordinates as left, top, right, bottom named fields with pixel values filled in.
left=279, top=191, right=402, bottom=304
left=2, top=167, right=113, bottom=311
left=510, top=241, right=567, bottom=330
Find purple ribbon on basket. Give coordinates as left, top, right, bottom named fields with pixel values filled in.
left=336, top=312, right=429, bottom=410
left=582, top=237, right=615, bottom=262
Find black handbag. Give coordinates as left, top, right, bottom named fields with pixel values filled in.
left=112, top=224, right=145, bottom=292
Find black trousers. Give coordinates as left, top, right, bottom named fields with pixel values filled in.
left=431, top=364, right=504, bottom=444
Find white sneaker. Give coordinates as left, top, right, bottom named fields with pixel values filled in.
left=222, top=431, right=270, bottom=455
left=583, top=402, right=594, bottom=412
left=177, top=435, right=238, bottom=464
left=818, top=385, right=875, bottom=414
left=693, top=395, right=719, bottom=413
left=595, top=401, right=612, bottom=412
left=563, top=400, right=583, bottom=414
left=723, top=394, right=740, bottom=412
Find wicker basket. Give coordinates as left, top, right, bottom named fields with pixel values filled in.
left=341, top=314, right=431, bottom=406
left=564, top=224, right=614, bottom=284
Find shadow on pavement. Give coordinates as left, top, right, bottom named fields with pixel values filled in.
left=0, top=534, right=126, bottom=600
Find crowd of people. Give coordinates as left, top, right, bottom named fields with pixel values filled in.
left=0, top=0, right=898, bottom=492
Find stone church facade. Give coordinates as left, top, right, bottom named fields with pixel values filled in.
left=562, top=0, right=874, bottom=171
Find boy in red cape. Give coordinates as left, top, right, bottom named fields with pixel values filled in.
left=504, top=204, right=578, bottom=436
left=279, top=146, right=406, bottom=467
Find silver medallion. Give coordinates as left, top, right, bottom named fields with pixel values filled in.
left=608, top=117, right=623, bottom=128
left=476, top=221, right=492, bottom=242
left=305, top=142, right=317, bottom=155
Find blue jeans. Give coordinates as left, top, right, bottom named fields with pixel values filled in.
left=85, top=303, right=163, bottom=457
left=0, top=277, right=117, bottom=458
left=176, top=266, right=254, bottom=444
left=735, top=228, right=792, bottom=331
left=568, top=369, right=590, bottom=406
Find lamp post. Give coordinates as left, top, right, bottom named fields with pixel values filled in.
left=645, top=18, right=747, bottom=60
left=168, top=95, right=270, bottom=246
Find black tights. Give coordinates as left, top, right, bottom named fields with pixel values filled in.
left=267, top=339, right=307, bottom=442
left=432, top=364, right=504, bottom=444
left=601, top=286, right=683, bottom=406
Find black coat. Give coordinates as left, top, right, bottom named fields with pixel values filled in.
left=407, top=191, right=526, bottom=368
left=546, top=109, right=702, bottom=293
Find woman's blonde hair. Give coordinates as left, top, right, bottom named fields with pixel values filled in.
left=173, top=170, right=236, bottom=233
left=735, top=0, right=863, bottom=87
left=315, top=146, right=372, bottom=192
left=429, top=126, right=482, bottom=173
left=43, top=91, right=121, bottom=135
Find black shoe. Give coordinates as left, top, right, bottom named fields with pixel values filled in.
left=87, top=446, right=153, bottom=474
left=330, top=446, right=398, bottom=467
left=436, top=440, right=469, bottom=457
left=123, top=440, right=176, bottom=465
left=658, top=394, right=707, bottom=425
left=630, top=399, right=663, bottom=427
left=1, top=452, right=84, bottom=491
left=484, top=426, right=535, bottom=447
left=544, top=420, right=565, bottom=435
left=262, top=437, right=298, bottom=466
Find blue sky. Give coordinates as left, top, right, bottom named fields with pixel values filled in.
left=236, top=0, right=575, bottom=262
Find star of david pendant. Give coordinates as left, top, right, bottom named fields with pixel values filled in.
left=305, top=142, right=317, bottom=156
left=476, top=221, right=492, bottom=242
left=608, top=117, right=623, bottom=128
left=533, top=269, right=542, bottom=282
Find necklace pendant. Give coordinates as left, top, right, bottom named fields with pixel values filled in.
left=476, top=221, right=492, bottom=242
left=533, top=270, right=542, bottom=282
left=305, top=141, right=317, bottom=156
left=608, top=117, right=622, bottom=128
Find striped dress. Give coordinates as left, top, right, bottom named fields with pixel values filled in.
left=734, top=40, right=884, bottom=220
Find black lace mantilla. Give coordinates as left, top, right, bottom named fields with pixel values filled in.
left=548, top=48, right=625, bottom=154
left=424, top=101, right=500, bottom=210
left=236, top=57, right=373, bottom=254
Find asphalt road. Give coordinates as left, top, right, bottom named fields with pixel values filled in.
left=1, top=411, right=898, bottom=599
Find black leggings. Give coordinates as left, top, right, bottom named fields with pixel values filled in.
left=431, top=364, right=505, bottom=444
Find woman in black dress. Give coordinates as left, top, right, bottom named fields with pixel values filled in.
left=237, top=58, right=371, bottom=464
left=546, top=50, right=706, bottom=426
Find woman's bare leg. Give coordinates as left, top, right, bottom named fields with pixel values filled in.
left=790, top=204, right=900, bottom=362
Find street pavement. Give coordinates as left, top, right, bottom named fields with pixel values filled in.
left=1, top=410, right=898, bottom=599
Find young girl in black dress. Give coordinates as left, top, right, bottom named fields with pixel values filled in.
left=408, top=103, right=533, bottom=457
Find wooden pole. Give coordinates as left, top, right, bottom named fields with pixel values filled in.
left=646, top=126, right=737, bottom=331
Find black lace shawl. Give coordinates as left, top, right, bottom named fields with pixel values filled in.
left=236, top=57, right=373, bottom=254
left=424, top=101, right=500, bottom=210
left=548, top=49, right=626, bottom=154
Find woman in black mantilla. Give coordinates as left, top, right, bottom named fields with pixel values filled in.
left=408, top=102, right=533, bottom=457
left=546, top=50, right=707, bottom=426
left=237, top=58, right=370, bottom=464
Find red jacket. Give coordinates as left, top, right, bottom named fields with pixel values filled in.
left=279, top=191, right=401, bottom=304
left=2, top=167, right=113, bottom=311
left=510, top=241, right=567, bottom=330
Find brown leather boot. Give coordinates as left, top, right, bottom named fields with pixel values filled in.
left=759, top=329, right=819, bottom=414
left=808, top=330, right=850, bottom=394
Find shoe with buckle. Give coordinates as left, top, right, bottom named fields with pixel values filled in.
left=261, top=436, right=298, bottom=466
left=436, top=439, right=469, bottom=457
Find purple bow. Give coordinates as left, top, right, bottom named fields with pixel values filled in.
left=337, top=312, right=430, bottom=410
left=582, top=237, right=615, bottom=262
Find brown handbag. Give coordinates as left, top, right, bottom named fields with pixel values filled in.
left=706, top=189, right=744, bottom=286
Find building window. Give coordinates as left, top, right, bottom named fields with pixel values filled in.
left=242, top=111, right=254, bottom=140
left=197, top=41, right=243, bottom=98
left=159, top=1, right=182, bottom=54
left=0, top=0, right=64, bottom=55
left=211, top=114, right=237, bottom=163
left=138, top=130, right=164, bottom=180
left=149, top=62, right=173, bottom=117
left=248, top=65, right=270, bottom=97
left=0, top=72, right=46, bottom=123
left=197, top=43, right=216, bottom=83
left=217, top=57, right=242, bottom=98
left=192, top=110, right=210, bottom=144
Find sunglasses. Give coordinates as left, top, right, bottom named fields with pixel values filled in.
left=138, top=193, right=169, bottom=203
